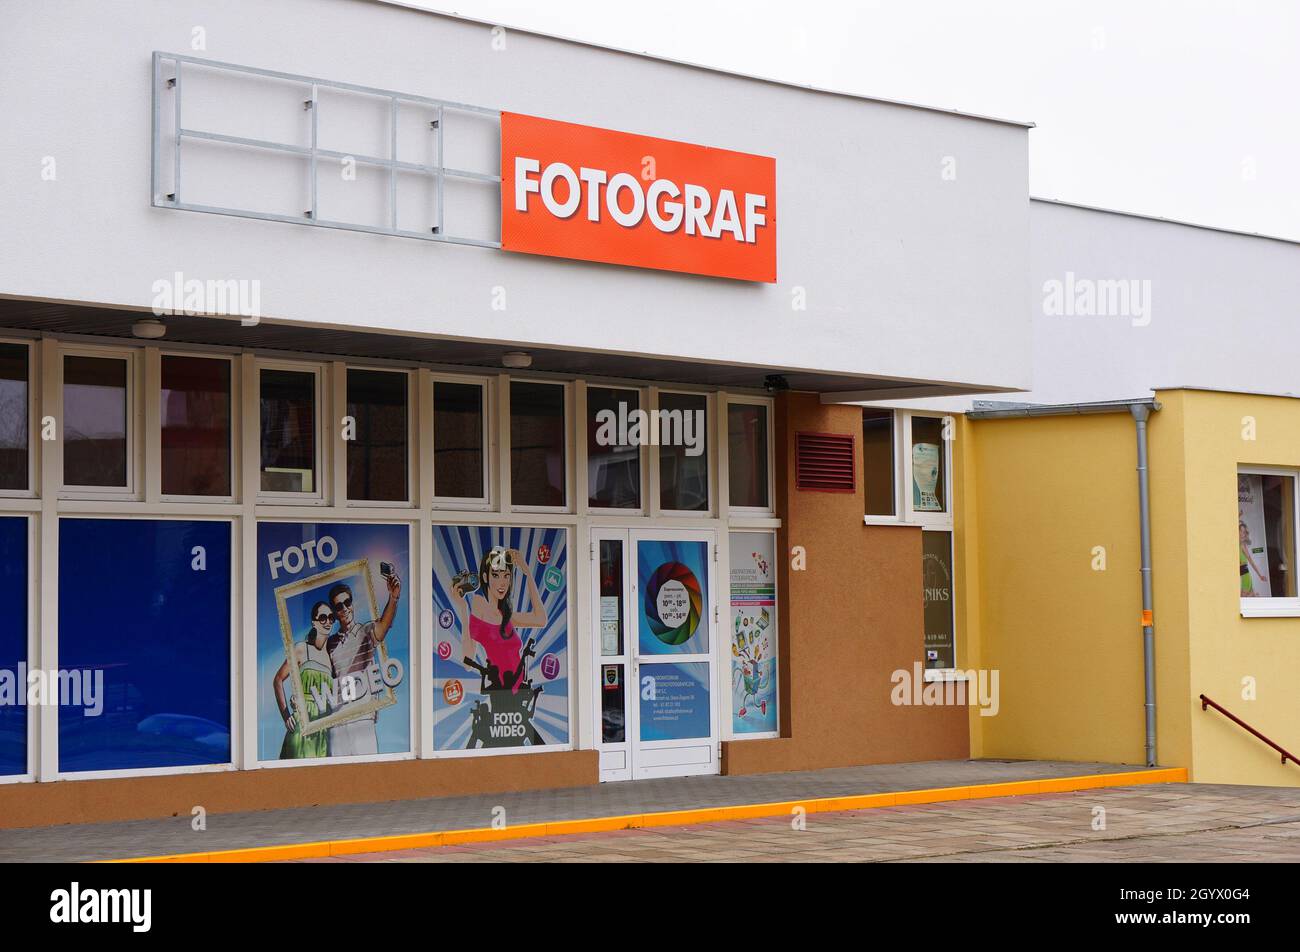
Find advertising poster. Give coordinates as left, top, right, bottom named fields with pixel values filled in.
left=922, top=531, right=956, bottom=669
left=637, top=539, right=709, bottom=655
left=257, top=522, right=411, bottom=761
left=432, top=525, right=569, bottom=750
left=729, top=531, right=777, bottom=734
left=1238, top=475, right=1272, bottom=597
left=912, top=441, right=942, bottom=511
left=639, top=661, right=710, bottom=741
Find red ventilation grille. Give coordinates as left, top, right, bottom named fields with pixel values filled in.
left=795, top=431, right=856, bottom=492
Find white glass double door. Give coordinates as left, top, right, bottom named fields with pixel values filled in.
left=592, top=527, right=719, bottom=781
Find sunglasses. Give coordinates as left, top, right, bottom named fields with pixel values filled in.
left=332, top=597, right=353, bottom=611
left=313, top=612, right=335, bottom=624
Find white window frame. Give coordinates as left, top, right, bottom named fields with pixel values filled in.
left=921, top=527, right=959, bottom=679
left=343, top=365, right=415, bottom=508
left=256, top=359, right=326, bottom=504
left=430, top=372, right=494, bottom=511
left=653, top=387, right=715, bottom=518
left=902, top=411, right=954, bottom=529
left=505, top=376, right=573, bottom=514
left=724, top=394, right=775, bottom=516
left=862, top=407, right=902, bottom=525
left=1238, top=465, right=1300, bottom=618
left=59, top=344, right=139, bottom=499
left=158, top=350, right=239, bottom=504
left=0, top=337, right=37, bottom=500
left=584, top=382, right=648, bottom=516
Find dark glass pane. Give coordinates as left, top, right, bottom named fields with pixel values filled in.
left=346, top=369, right=408, bottom=502
left=0, top=517, right=27, bottom=775
left=658, top=392, right=708, bottom=512
left=433, top=381, right=484, bottom=499
left=862, top=409, right=895, bottom=516
left=727, top=403, right=768, bottom=509
left=260, top=369, right=316, bottom=493
left=161, top=355, right=231, bottom=496
left=601, top=663, right=626, bottom=744
left=922, top=531, right=955, bottom=670
left=588, top=387, right=641, bottom=509
left=63, top=355, right=127, bottom=487
left=599, top=538, right=624, bottom=656
left=911, top=416, right=946, bottom=513
left=0, top=344, right=28, bottom=491
left=510, top=381, right=565, bottom=507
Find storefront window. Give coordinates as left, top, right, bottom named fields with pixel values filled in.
left=727, top=402, right=769, bottom=510
left=0, top=344, right=29, bottom=492
left=910, top=415, right=947, bottom=514
left=63, top=354, right=128, bottom=488
left=161, top=355, right=231, bottom=497
left=922, top=530, right=956, bottom=669
left=346, top=369, right=408, bottom=502
left=729, top=530, right=778, bottom=734
left=58, top=518, right=232, bottom=772
left=0, top=517, right=27, bottom=776
left=1237, top=472, right=1297, bottom=599
left=510, top=381, right=566, bottom=508
left=588, top=386, right=641, bottom=509
left=658, top=391, right=709, bottom=512
left=260, top=367, right=317, bottom=493
left=862, top=409, right=895, bottom=517
left=433, top=380, right=486, bottom=501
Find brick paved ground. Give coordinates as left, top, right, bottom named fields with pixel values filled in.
left=291, top=784, right=1300, bottom=863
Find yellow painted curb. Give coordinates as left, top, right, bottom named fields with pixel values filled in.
left=104, top=766, right=1187, bottom=864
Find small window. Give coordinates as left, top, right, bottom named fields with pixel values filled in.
left=260, top=367, right=317, bottom=494
left=658, top=391, right=709, bottom=512
left=727, top=401, right=769, bottom=510
left=510, top=381, right=566, bottom=508
left=922, top=530, right=956, bottom=669
left=161, top=355, right=231, bottom=497
left=862, top=409, right=895, bottom=517
left=0, top=344, right=29, bottom=492
left=346, top=369, right=408, bottom=502
left=433, top=380, right=486, bottom=501
left=63, top=354, right=129, bottom=488
left=1238, top=472, right=1298, bottom=600
left=588, top=386, right=641, bottom=509
left=910, top=415, right=947, bottom=514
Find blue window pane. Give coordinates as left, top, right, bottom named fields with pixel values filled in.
left=0, top=517, right=28, bottom=776
left=58, top=519, right=232, bottom=772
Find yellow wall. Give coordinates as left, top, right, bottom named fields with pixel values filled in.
left=961, top=410, right=1153, bottom=767
left=962, top=389, right=1300, bottom=786
left=1170, top=389, right=1300, bottom=786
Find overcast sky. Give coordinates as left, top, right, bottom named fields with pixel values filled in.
left=393, top=0, right=1299, bottom=241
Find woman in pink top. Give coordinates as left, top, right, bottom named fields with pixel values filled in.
left=454, top=546, right=548, bottom=692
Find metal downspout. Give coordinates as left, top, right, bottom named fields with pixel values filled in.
left=1130, top=403, right=1157, bottom=767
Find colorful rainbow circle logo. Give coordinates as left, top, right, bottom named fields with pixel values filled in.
left=644, top=561, right=703, bottom=645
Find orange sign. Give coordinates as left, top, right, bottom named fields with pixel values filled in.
left=500, top=112, right=776, bottom=282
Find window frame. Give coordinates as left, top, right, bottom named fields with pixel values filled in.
left=343, top=364, right=415, bottom=508
left=59, top=344, right=139, bottom=499
left=506, top=376, right=573, bottom=514
left=1238, top=465, right=1300, bottom=618
left=585, top=382, right=648, bottom=516
left=255, top=359, right=325, bottom=504
left=0, top=337, right=36, bottom=500
left=861, top=407, right=901, bottom=524
left=902, top=411, right=954, bottom=529
left=430, top=372, right=494, bottom=511
left=654, top=387, right=715, bottom=518
left=725, top=394, right=775, bottom=516
left=158, top=350, right=238, bottom=504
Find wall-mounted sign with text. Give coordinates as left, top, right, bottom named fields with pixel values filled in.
left=500, top=112, right=776, bottom=282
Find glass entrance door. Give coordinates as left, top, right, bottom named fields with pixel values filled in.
left=592, top=528, right=718, bottom=781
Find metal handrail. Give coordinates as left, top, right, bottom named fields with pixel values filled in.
left=1199, top=694, right=1300, bottom=767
